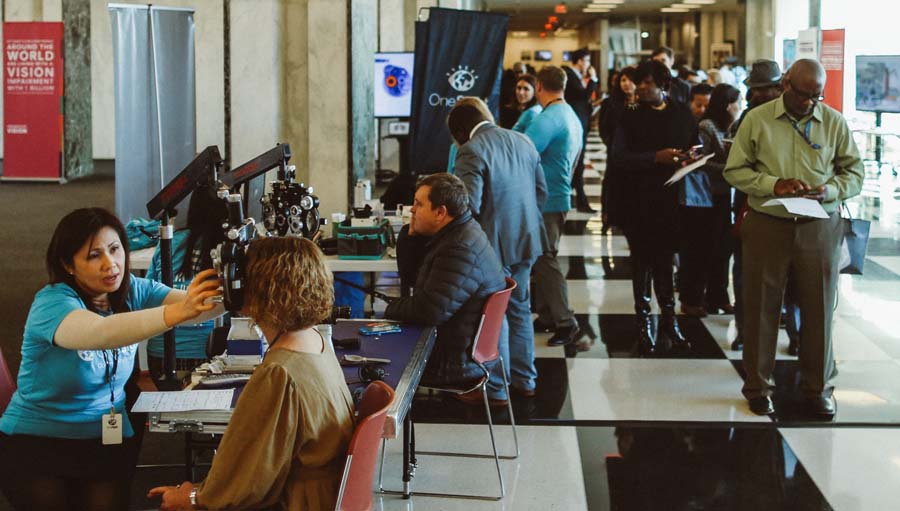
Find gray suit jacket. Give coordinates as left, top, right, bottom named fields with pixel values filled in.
left=454, top=123, right=547, bottom=266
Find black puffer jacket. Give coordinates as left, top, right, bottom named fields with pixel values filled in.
left=385, top=212, right=505, bottom=386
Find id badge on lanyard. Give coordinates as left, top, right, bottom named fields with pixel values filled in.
left=101, top=349, right=122, bottom=445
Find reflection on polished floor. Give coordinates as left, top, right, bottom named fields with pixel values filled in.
left=389, top=134, right=900, bottom=510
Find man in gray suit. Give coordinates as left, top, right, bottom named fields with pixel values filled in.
left=447, top=100, right=547, bottom=397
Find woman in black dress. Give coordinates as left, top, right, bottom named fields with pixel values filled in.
left=609, top=59, right=699, bottom=355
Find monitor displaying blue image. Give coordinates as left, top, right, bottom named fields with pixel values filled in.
left=856, top=55, right=900, bottom=113
left=375, top=52, right=414, bottom=118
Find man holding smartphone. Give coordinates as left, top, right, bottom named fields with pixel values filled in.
left=723, top=59, right=864, bottom=418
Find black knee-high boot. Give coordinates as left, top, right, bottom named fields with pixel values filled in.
left=653, top=257, right=690, bottom=348
left=632, top=260, right=656, bottom=355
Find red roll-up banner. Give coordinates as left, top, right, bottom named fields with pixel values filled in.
left=821, top=29, right=845, bottom=113
left=2, top=22, right=64, bottom=181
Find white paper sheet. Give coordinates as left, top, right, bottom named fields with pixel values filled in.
left=131, top=389, right=235, bottom=413
left=663, top=153, right=715, bottom=186
left=761, top=198, right=829, bottom=218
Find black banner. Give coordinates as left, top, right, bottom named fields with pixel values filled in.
left=409, top=8, right=508, bottom=174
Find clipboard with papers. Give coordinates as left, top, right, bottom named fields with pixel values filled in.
left=663, top=153, right=715, bottom=186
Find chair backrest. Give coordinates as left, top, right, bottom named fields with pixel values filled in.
left=0, top=349, right=16, bottom=415
left=335, top=380, right=395, bottom=511
left=471, top=277, right=517, bottom=365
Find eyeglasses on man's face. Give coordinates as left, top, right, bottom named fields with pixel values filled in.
left=789, top=81, right=825, bottom=102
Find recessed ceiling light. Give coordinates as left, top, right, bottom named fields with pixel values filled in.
left=671, top=3, right=701, bottom=8
left=684, top=0, right=716, bottom=4
left=590, top=0, right=624, bottom=3
left=584, top=8, right=612, bottom=13
left=661, top=7, right=689, bottom=12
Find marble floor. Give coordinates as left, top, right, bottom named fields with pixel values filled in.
left=115, top=134, right=900, bottom=510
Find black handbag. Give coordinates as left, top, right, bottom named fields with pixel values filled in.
left=839, top=204, right=871, bottom=275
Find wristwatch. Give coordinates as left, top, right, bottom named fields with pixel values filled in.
left=189, top=487, right=199, bottom=508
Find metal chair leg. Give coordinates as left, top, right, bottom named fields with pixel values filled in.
left=378, top=438, right=387, bottom=492
left=481, top=385, right=506, bottom=499
left=498, top=357, right=520, bottom=458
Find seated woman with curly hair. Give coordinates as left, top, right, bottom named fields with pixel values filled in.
left=150, top=236, right=355, bottom=511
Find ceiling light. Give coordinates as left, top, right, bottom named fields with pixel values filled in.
left=641, top=31, right=650, bottom=39
left=684, top=0, right=716, bottom=4
left=591, top=0, right=624, bottom=3
left=589, top=3, right=619, bottom=7
left=671, top=3, right=701, bottom=7
left=660, top=7, right=689, bottom=12
left=584, top=9, right=612, bottom=13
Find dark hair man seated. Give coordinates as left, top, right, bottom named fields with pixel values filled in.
left=384, top=173, right=508, bottom=406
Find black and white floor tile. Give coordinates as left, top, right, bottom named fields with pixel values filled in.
left=390, top=133, right=900, bottom=510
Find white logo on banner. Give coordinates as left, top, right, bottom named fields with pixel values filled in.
left=446, top=65, right=478, bottom=92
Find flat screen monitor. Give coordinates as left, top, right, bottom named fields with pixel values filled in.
left=534, top=50, right=552, bottom=62
left=563, top=50, right=571, bottom=62
left=856, top=55, right=900, bottom=113
left=374, top=52, right=414, bottom=118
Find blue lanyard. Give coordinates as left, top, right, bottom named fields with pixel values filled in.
left=790, top=119, right=821, bottom=150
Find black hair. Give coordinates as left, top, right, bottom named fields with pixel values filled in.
left=514, top=74, right=539, bottom=110
left=180, top=186, right=229, bottom=278
left=690, top=83, right=714, bottom=99
left=634, top=59, right=672, bottom=92
left=46, top=208, right=132, bottom=313
left=610, top=66, right=637, bottom=101
left=703, top=83, right=742, bottom=132
left=418, top=173, right=469, bottom=218
left=447, top=103, right=491, bottom=142
left=570, top=48, right=590, bottom=64
left=652, top=46, right=674, bottom=60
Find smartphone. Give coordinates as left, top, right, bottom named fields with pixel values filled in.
left=358, top=323, right=402, bottom=336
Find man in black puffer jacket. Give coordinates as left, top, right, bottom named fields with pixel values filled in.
left=385, top=173, right=508, bottom=406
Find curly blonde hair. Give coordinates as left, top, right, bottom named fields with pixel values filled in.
left=244, top=237, right=334, bottom=332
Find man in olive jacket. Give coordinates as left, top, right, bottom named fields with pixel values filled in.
left=385, top=173, right=508, bottom=404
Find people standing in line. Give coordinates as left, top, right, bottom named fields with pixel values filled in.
left=525, top=66, right=584, bottom=347
left=728, top=59, right=784, bottom=351
left=679, top=83, right=742, bottom=318
left=448, top=100, right=547, bottom=398
left=724, top=59, right=864, bottom=418
left=563, top=49, right=600, bottom=213
left=651, top=46, right=691, bottom=105
left=511, top=74, right=543, bottom=133
left=689, top=83, right=714, bottom=121
left=608, top=59, right=697, bottom=355
left=0, top=208, right=223, bottom=510
left=599, top=66, right=638, bottom=232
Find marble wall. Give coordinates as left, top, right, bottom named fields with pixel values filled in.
left=63, top=0, right=92, bottom=179
left=350, top=0, right=376, bottom=183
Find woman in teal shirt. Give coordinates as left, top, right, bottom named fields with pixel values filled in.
left=0, top=207, right=222, bottom=511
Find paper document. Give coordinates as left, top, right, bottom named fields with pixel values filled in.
left=664, top=153, right=714, bottom=186
left=132, top=389, right=234, bottom=413
left=762, top=198, right=829, bottom=218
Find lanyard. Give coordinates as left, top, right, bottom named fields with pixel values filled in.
left=101, top=349, right=119, bottom=413
left=545, top=98, right=564, bottom=108
left=790, top=119, right=821, bottom=150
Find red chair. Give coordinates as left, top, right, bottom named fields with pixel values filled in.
left=335, top=380, right=395, bottom=511
left=382, top=277, right=520, bottom=500
left=0, top=349, right=15, bottom=415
